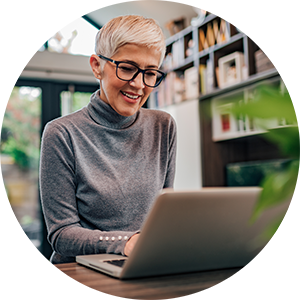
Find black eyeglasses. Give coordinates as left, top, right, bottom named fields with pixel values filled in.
left=98, top=54, right=165, bottom=88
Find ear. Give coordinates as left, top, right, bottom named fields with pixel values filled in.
left=90, top=54, right=102, bottom=79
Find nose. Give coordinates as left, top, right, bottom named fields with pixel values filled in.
left=129, top=71, right=145, bottom=89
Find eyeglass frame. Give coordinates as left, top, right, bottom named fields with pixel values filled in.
left=98, top=54, right=166, bottom=88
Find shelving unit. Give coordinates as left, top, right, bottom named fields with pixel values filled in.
left=149, top=12, right=289, bottom=187
left=149, top=12, right=278, bottom=107
left=211, top=77, right=289, bottom=141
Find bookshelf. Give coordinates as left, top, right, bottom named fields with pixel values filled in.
left=211, top=77, right=289, bottom=141
left=149, top=12, right=279, bottom=108
left=148, top=12, right=289, bottom=187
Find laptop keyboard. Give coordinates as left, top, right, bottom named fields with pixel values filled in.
left=104, top=259, right=126, bottom=267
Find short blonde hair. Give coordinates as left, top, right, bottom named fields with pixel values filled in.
left=95, top=15, right=166, bottom=68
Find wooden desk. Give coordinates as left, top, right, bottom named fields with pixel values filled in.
left=53, top=263, right=243, bottom=300
left=0, top=266, right=70, bottom=300
left=53, top=244, right=300, bottom=300
left=0, top=244, right=300, bottom=300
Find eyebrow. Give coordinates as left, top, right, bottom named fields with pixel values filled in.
left=122, top=59, right=159, bottom=69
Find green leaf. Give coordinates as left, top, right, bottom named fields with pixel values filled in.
left=264, top=127, right=300, bottom=158
left=232, top=84, right=297, bottom=124
left=251, top=160, right=299, bottom=221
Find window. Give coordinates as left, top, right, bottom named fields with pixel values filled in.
left=1, top=86, right=42, bottom=248
left=61, top=87, right=92, bottom=116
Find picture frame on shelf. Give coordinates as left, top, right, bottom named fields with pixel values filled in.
left=212, top=101, right=239, bottom=141
left=220, top=104, right=232, bottom=132
left=218, top=52, right=246, bottom=88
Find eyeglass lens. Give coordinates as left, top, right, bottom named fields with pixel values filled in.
left=117, top=63, right=163, bottom=87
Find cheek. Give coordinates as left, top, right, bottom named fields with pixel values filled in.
left=103, top=78, right=124, bottom=95
left=144, top=87, right=153, bottom=99
left=140, top=88, right=153, bottom=107
left=113, top=78, right=128, bottom=90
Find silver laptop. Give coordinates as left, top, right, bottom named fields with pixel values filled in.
left=76, top=187, right=290, bottom=279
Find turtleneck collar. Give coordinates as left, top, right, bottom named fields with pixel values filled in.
left=87, top=90, right=138, bottom=129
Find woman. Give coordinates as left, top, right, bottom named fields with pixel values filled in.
left=40, top=15, right=177, bottom=264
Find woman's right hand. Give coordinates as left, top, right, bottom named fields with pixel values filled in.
left=124, top=233, right=140, bottom=256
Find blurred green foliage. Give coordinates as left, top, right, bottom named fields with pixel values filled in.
left=1, top=86, right=41, bottom=170
left=232, top=82, right=299, bottom=238
left=72, top=91, right=91, bottom=112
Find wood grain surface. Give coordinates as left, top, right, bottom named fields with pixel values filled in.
left=53, top=263, right=244, bottom=300
left=53, top=243, right=300, bottom=300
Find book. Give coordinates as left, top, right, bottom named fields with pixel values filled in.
left=217, top=19, right=229, bottom=44
left=172, top=40, right=184, bottom=68
left=215, top=66, right=220, bottom=88
left=184, top=66, right=199, bottom=100
left=148, top=89, right=159, bottom=108
left=213, top=19, right=219, bottom=44
left=254, top=47, right=294, bottom=73
left=173, top=73, right=185, bottom=103
left=199, top=64, right=207, bottom=95
left=162, top=53, right=173, bottom=72
left=157, top=81, right=165, bottom=107
left=206, top=58, right=214, bottom=93
left=164, top=72, right=175, bottom=106
left=206, top=23, right=215, bottom=47
left=199, top=28, right=208, bottom=51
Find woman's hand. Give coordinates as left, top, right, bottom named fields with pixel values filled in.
left=124, top=233, right=140, bottom=256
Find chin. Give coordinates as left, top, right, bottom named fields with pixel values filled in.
left=116, top=104, right=141, bottom=117
left=116, top=107, right=138, bottom=117
left=123, top=110, right=138, bottom=117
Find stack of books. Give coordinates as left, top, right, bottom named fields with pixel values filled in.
left=255, top=47, right=294, bottom=73
left=148, top=72, right=185, bottom=109
left=199, top=19, right=229, bottom=52
left=171, top=40, right=184, bottom=68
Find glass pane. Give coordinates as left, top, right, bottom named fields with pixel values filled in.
left=1, top=86, right=42, bottom=248
left=47, top=17, right=98, bottom=56
left=61, top=90, right=92, bottom=116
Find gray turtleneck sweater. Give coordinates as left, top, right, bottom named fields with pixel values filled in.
left=40, top=90, right=177, bottom=264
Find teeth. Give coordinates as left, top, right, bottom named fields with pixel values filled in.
left=122, top=91, right=139, bottom=99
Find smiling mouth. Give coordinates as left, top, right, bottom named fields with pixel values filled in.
left=121, top=91, right=140, bottom=100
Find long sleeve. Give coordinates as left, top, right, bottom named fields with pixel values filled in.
left=39, top=92, right=177, bottom=263
left=40, top=122, right=136, bottom=263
